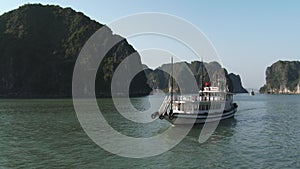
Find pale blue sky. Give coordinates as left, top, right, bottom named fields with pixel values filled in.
left=1, top=0, right=300, bottom=89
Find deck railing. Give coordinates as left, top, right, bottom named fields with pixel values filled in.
left=174, top=95, right=225, bottom=102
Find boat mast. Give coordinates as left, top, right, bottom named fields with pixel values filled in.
left=170, top=56, right=173, bottom=115
left=201, top=57, right=204, bottom=92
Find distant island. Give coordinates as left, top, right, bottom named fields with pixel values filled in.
left=0, top=4, right=247, bottom=98
left=260, top=60, right=300, bottom=94
left=144, top=61, right=248, bottom=93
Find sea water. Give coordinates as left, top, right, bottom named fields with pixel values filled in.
left=0, top=94, right=299, bottom=168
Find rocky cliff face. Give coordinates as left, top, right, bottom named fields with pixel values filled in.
left=0, top=4, right=151, bottom=98
left=145, top=61, right=248, bottom=93
left=260, top=60, right=300, bottom=94
left=228, top=73, right=248, bottom=93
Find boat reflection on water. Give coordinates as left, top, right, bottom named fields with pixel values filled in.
left=182, top=118, right=238, bottom=143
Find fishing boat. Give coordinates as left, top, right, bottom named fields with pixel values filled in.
left=151, top=58, right=238, bottom=125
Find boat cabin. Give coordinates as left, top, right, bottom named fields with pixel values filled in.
left=171, top=87, right=234, bottom=114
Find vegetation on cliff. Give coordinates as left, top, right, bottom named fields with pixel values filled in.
left=260, top=60, right=300, bottom=94
left=0, top=4, right=151, bottom=97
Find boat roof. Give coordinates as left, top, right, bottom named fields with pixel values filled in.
left=199, top=87, right=235, bottom=95
left=199, top=91, right=235, bottom=95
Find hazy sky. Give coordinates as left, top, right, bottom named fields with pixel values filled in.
left=1, top=0, right=300, bottom=89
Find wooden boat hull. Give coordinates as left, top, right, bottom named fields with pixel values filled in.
left=163, top=107, right=237, bottom=125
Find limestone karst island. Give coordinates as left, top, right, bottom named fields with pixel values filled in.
left=260, top=61, right=300, bottom=94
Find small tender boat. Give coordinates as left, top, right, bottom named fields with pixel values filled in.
left=152, top=86, right=238, bottom=124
